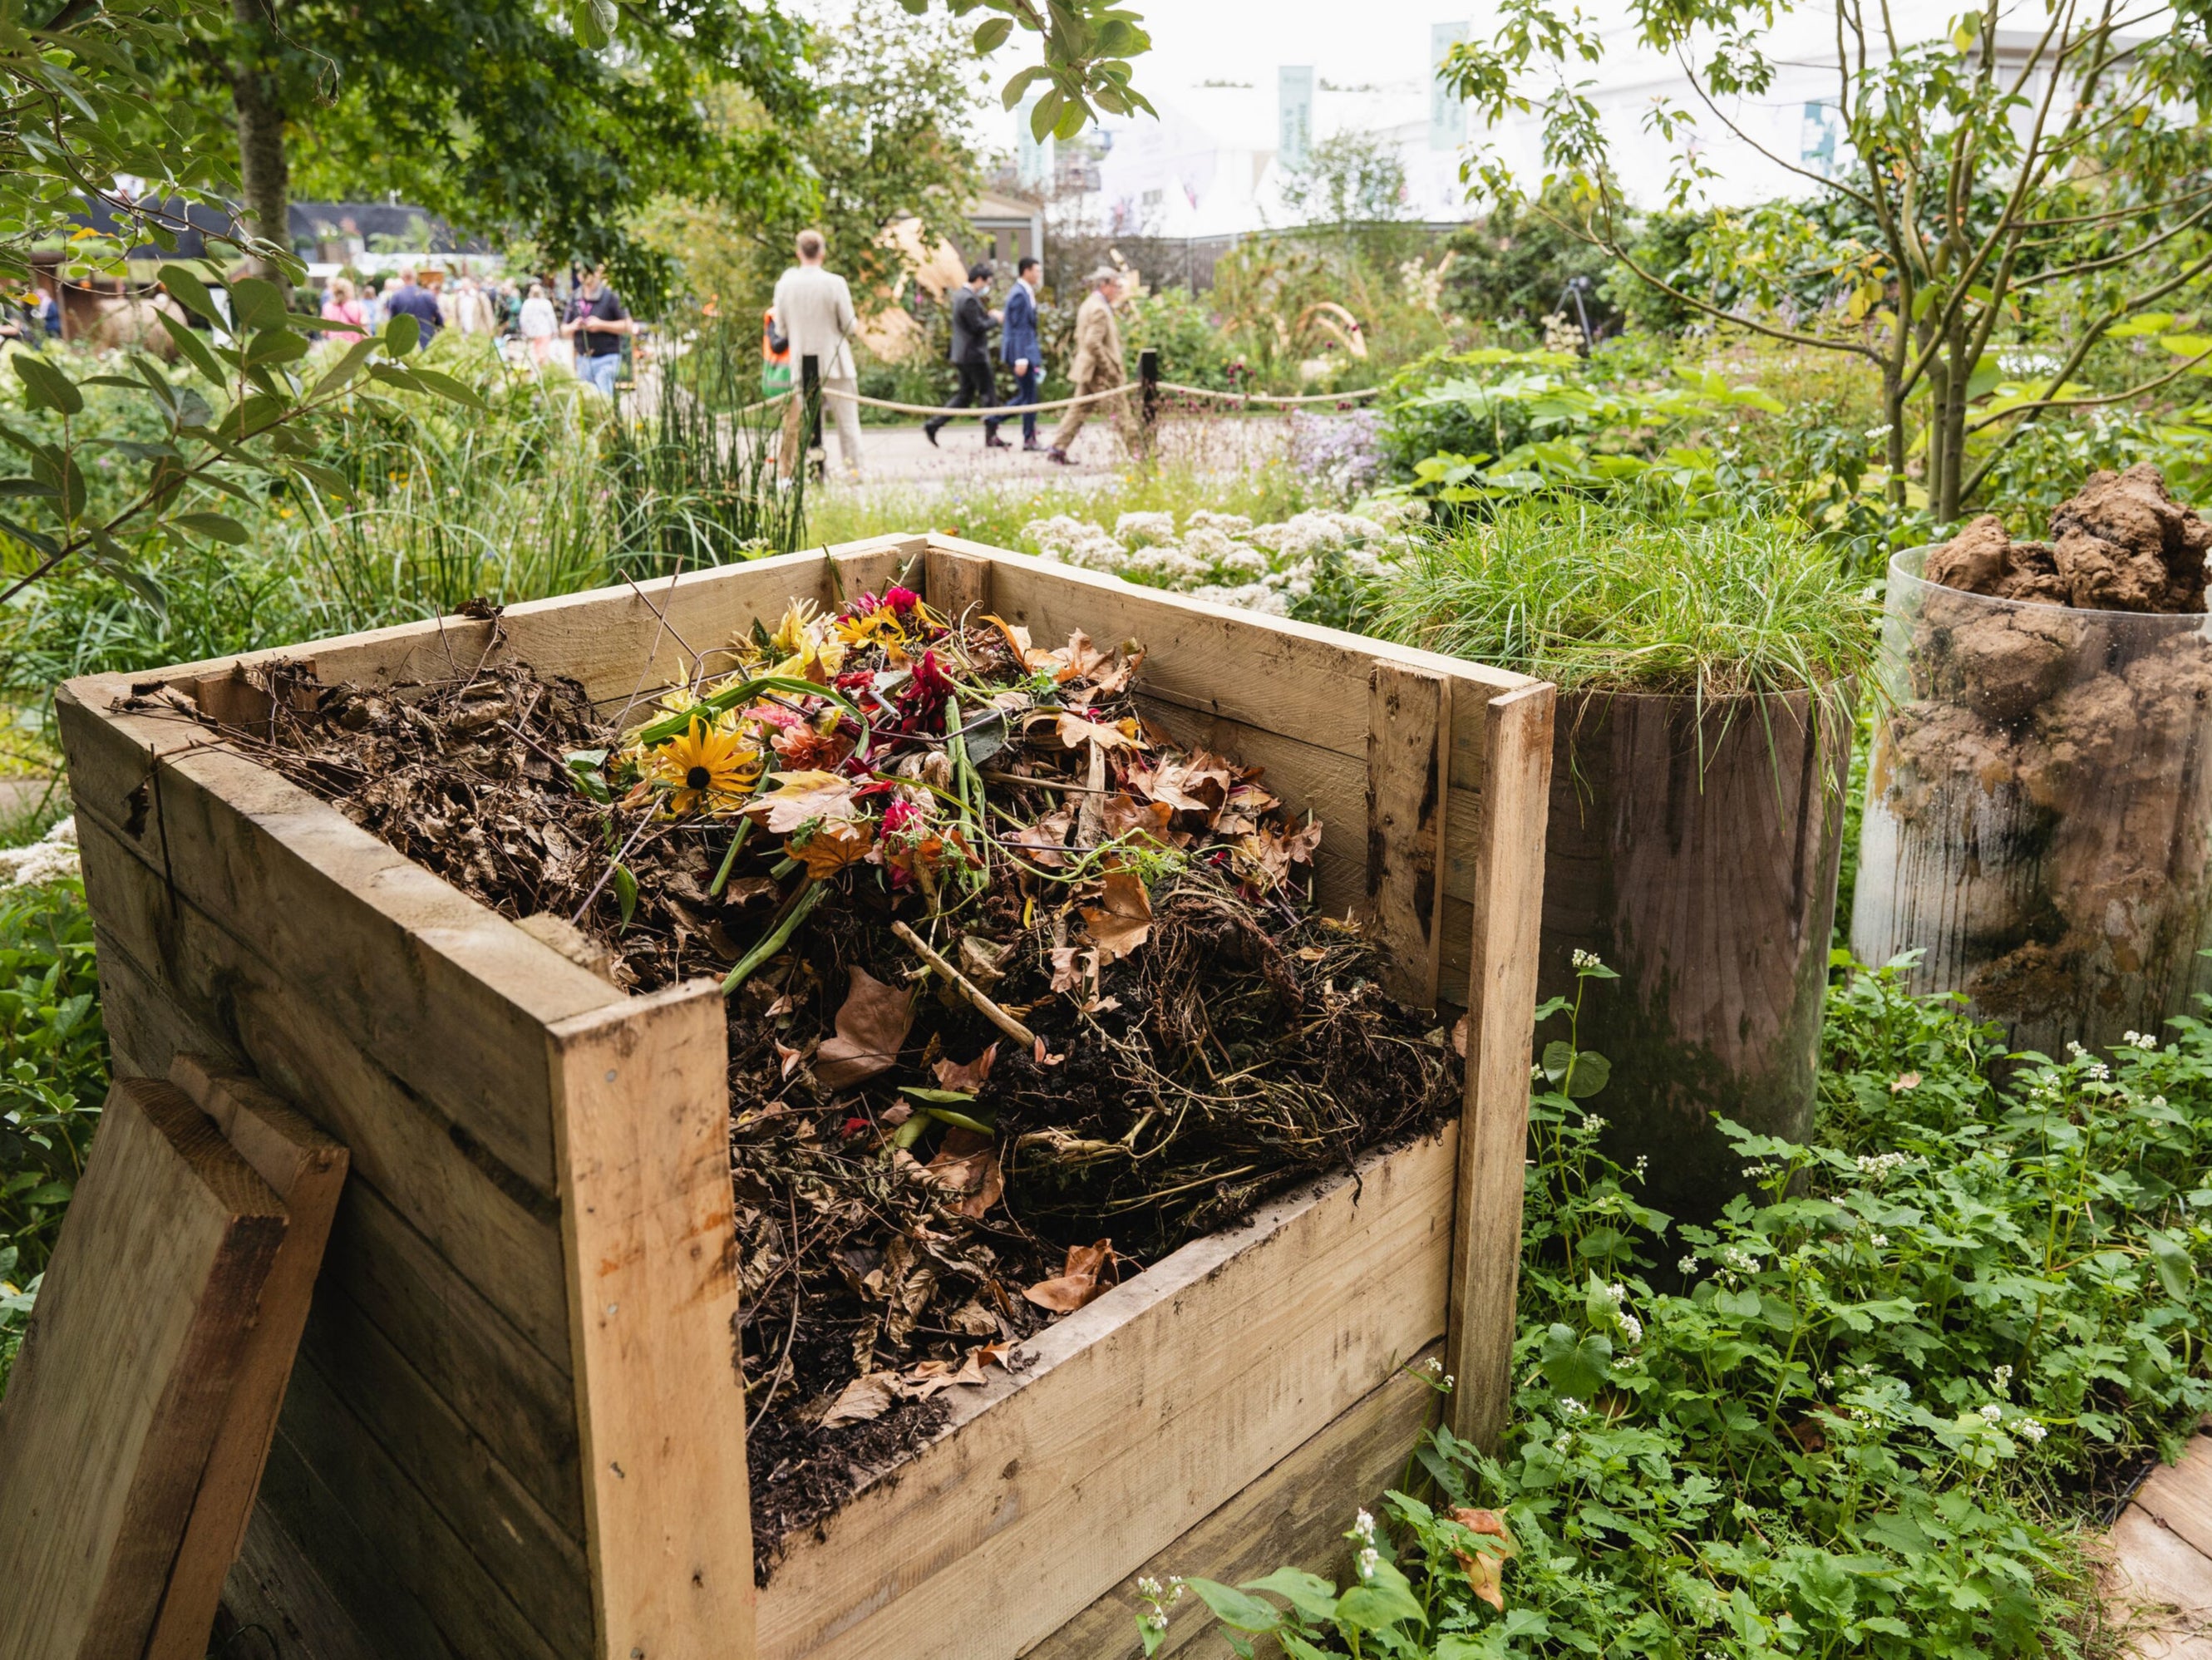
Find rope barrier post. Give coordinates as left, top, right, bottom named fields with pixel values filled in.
left=1137, top=347, right=1159, bottom=462
left=800, top=352, right=824, bottom=483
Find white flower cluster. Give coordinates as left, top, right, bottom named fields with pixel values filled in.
left=1570, top=948, right=1605, bottom=972
left=0, top=815, right=78, bottom=890
left=1855, top=1151, right=1914, bottom=1185
left=2124, top=1030, right=2160, bottom=1050
left=1020, top=504, right=1423, bottom=618
left=1135, top=1574, right=1186, bottom=1636
left=1353, top=1508, right=1380, bottom=1582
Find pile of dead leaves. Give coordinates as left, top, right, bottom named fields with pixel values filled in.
left=186, top=579, right=1461, bottom=1580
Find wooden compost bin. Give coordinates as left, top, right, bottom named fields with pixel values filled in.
left=55, top=534, right=1554, bottom=1660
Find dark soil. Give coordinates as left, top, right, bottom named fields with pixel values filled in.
left=187, top=595, right=1459, bottom=1583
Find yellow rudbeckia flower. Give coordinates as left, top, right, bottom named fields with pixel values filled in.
left=653, top=717, right=762, bottom=815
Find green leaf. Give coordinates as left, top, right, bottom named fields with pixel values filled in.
left=12, top=353, right=83, bottom=415
left=309, top=336, right=383, bottom=400
left=1335, top=1558, right=1424, bottom=1630
left=0, top=516, right=62, bottom=559
left=1565, top=1051, right=1611, bottom=1098
left=1541, top=1038, right=1575, bottom=1082
left=613, top=864, right=638, bottom=926
left=570, top=0, right=613, bottom=48
left=918, top=1105, right=994, bottom=1134
left=972, top=15, right=1012, bottom=50
left=1032, top=88, right=1065, bottom=140
left=384, top=313, right=421, bottom=357
left=2149, top=1233, right=2196, bottom=1301
left=0, top=479, right=59, bottom=498
left=1238, top=1568, right=1338, bottom=1624
left=156, top=262, right=222, bottom=324
left=899, top=1086, right=976, bottom=1104
left=169, top=510, right=250, bottom=545
left=228, top=277, right=288, bottom=332
left=1538, top=1322, right=1612, bottom=1396
left=1180, top=1578, right=1283, bottom=1635
left=404, top=367, right=490, bottom=411
left=244, top=327, right=310, bottom=368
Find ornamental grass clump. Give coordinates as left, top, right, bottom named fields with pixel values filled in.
left=1372, top=500, right=1876, bottom=702
left=1155, top=959, right=2212, bottom=1657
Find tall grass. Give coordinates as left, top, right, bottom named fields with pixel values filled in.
left=1372, top=499, right=1877, bottom=698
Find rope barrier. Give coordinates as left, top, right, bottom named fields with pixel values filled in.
left=1156, top=381, right=1382, bottom=406
left=821, top=383, right=1137, bottom=419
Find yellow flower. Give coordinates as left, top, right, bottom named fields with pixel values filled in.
left=834, top=604, right=908, bottom=651
left=767, top=599, right=819, bottom=658
left=652, top=717, right=762, bottom=816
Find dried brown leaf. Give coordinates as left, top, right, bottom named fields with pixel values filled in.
left=814, top=965, right=916, bottom=1088
left=1450, top=1507, right=1517, bottom=1612
left=934, top=1042, right=999, bottom=1092
left=820, top=1371, right=900, bottom=1427
left=1081, top=868, right=1153, bottom=965
left=1023, top=1239, right=1116, bottom=1313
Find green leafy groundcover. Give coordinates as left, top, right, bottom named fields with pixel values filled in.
left=1144, top=958, right=2211, bottom=1658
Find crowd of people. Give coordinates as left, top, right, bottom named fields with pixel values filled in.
left=769, top=227, right=1128, bottom=483
left=314, top=263, right=635, bottom=392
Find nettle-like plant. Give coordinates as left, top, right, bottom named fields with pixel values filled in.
left=0, top=264, right=480, bottom=609
left=1146, top=957, right=2212, bottom=1657
left=1441, top=1, right=2212, bottom=522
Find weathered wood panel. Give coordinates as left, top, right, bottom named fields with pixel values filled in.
left=758, top=1130, right=1456, bottom=1660
left=1025, top=1346, right=1444, bottom=1659
left=225, top=1476, right=397, bottom=1660
left=0, top=1078, right=286, bottom=1660
left=1366, top=664, right=1451, bottom=1007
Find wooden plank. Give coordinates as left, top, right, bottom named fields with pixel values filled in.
left=2140, top=1440, right=2212, bottom=1564
left=76, top=830, right=573, bottom=1369
left=1447, top=681, right=1555, bottom=1450
left=1365, top=663, right=1451, bottom=1007
left=57, top=686, right=624, bottom=1195
left=1024, top=1346, right=1443, bottom=1660
left=296, top=1277, right=595, bottom=1655
left=830, top=537, right=927, bottom=608
left=148, top=1057, right=351, bottom=1660
left=0, top=1077, right=288, bottom=1660
left=224, top=1491, right=386, bottom=1660
left=276, top=1353, right=566, bottom=1658
left=758, top=1129, right=1457, bottom=1660
left=937, top=535, right=1530, bottom=763
left=547, top=981, right=752, bottom=1660
left=925, top=544, right=994, bottom=621
left=2105, top=1502, right=2212, bottom=1655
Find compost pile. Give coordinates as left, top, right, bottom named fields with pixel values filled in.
left=1879, top=464, right=2212, bottom=1022
left=198, top=584, right=1457, bottom=1579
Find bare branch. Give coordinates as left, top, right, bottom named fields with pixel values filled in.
left=1674, top=48, right=1881, bottom=214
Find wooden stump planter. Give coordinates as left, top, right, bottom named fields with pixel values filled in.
left=56, top=534, right=1555, bottom=1660
left=1537, top=687, right=1855, bottom=1225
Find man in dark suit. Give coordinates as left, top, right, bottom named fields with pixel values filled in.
left=988, top=255, right=1043, bottom=451
left=924, top=264, right=1001, bottom=449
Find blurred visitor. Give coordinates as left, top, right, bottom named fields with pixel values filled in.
left=319, top=274, right=367, bottom=336
left=383, top=266, right=442, bottom=339
left=564, top=264, right=633, bottom=397
left=771, top=228, right=865, bottom=480
left=926, top=263, right=1001, bottom=450
left=519, top=282, right=558, bottom=367
left=1047, top=267, right=1126, bottom=465
left=993, top=254, right=1042, bottom=451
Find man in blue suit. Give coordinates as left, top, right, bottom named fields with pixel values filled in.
left=988, top=255, right=1044, bottom=451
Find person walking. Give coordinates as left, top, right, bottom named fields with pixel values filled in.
left=383, top=265, right=442, bottom=340
left=319, top=274, right=367, bottom=336
left=924, top=264, right=1003, bottom=449
left=519, top=282, right=558, bottom=367
left=771, top=229, right=865, bottom=480
left=989, top=255, right=1043, bottom=451
left=1047, top=267, right=1126, bottom=465
left=564, top=264, right=633, bottom=397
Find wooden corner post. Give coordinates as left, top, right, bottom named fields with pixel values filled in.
left=1446, top=681, right=1555, bottom=1450
left=1364, top=662, right=1451, bottom=1008
left=546, top=979, right=751, bottom=1660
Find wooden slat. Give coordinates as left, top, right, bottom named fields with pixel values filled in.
left=547, top=981, right=752, bottom=1660
left=830, top=537, right=927, bottom=608
left=148, top=1057, right=350, bottom=1660
left=1364, top=663, right=1451, bottom=1007
left=224, top=1488, right=387, bottom=1660
left=0, top=1077, right=288, bottom=1660
left=758, top=1129, right=1456, bottom=1660
left=296, top=1278, right=594, bottom=1654
left=1446, top=682, right=1554, bottom=1449
left=924, top=543, right=994, bottom=621
left=56, top=687, right=624, bottom=1195
left=2104, top=1502, right=2212, bottom=1653
left=76, top=825, right=573, bottom=1368
left=1025, top=1345, right=1443, bottom=1660
left=2139, top=1440, right=2212, bottom=1564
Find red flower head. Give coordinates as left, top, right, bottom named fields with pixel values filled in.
left=884, top=585, right=922, bottom=613
left=881, top=797, right=921, bottom=836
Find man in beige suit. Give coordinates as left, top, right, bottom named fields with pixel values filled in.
left=772, top=229, right=865, bottom=480
left=1046, top=267, right=1126, bottom=465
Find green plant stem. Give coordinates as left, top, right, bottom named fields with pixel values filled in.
left=709, top=819, right=753, bottom=896
left=723, top=878, right=825, bottom=995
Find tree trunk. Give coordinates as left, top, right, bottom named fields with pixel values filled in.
left=229, top=0, right=291, bottom=293
left=1537, top=687, right=1855, bottom=1227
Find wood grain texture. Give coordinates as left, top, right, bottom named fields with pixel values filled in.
left=76, top=825, right=573, bottom=1369
left=0, top=1077, right=287, bottom=1660
left=2104, top=1502, right=2212, bottom=1658
left=147, top=1057, right=349, bottom=1660
left=2140, top=1441, right=2212, bottom=1564
left=548, top=981, right=752, bottom=1660
left=758, top=1130, right=1457, bottom=1660
left=1365, top=663, right=1451, bottom=1007
left=56, top=682, right=626, bottom=1194
left=224, top=1497, right=385, bottom=1660
left=1447, top=682, right=1556, bottom=1449
left=1024, top=1345, right=1444, bottom=1660
left=924, top=544, right=994, bottom=622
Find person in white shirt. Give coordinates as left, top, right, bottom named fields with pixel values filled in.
left=519, top=282, right=558, bottom=367
left=771, top=228, right=865, bottom=481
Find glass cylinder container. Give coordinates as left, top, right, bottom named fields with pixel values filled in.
left=1851, top=547, right=2212, bottom=1053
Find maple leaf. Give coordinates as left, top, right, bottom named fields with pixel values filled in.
left=791, top=816, right=876, bottom=879
left=1012, top=805, right=1074, bottom=869
left=934, top=1042, right=999, bottom=1092
left=814, top=965, right=916, bottom=1088
left=748, top=769, right=863, bottom=834
left=1081, top=867, right=1153, bottom=965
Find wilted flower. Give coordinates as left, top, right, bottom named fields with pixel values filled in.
left=1890, top=1071, right=1921, bottom=1092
